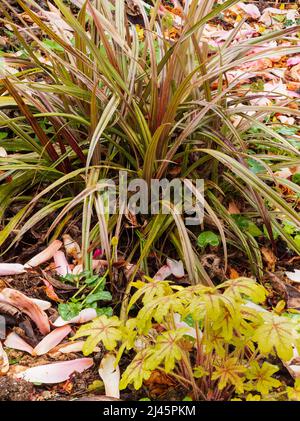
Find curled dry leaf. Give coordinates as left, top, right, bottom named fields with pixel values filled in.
left=0, top=341, right=9, bottom=375
left=52, top=308, right=97, bottom=327
left=0, top=288, right=50, bottom=335
left=124, top=263, right=137, bottom=280
left=228, top=267, right=240, bottom=280
left=40, top=2, right=73, bottom=36
left=41, top=278, right=62, bottom=303
left=41, top=271, right=76, bottom=291
left=33, top=325, right=72, bottom=356
left=24, top=240, right=62, bottom=269
left=261, top=247, right=277, bottom=272
left=53, top=250, right=71, bottom=277
left=62, top=234, right=81, bottom=262
left=0, top=302, right=20, bottom=318
left=15, top=358, right=94, bottom=384
left=4, top=332, right=33, bottom=354
left=0, top=263, right=25, bottom=276
left=228, top=201, right=240, bottom=215
left=98, top=353, right=120, bottom=399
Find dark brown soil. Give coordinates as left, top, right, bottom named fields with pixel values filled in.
left=0, top=377, right=34, bottom=401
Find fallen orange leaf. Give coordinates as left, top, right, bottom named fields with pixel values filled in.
left=229, top=267, right=240, bottom=279
left=228, top=201, right=240, bottom=214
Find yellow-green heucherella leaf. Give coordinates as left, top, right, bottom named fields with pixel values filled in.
left=246, top=361, right=281, bottom=395
left=72, top=315, right=122, bottom=355
left=287, top=378, right=300, bottom=401
left=120, top=349, right=152, bottom=390
left=128, top=277, right=174, bottom=311
left=135, top=294, right=184, bottom=333
left=145, top=328, right=188, bottom=373
left=220, top=277, right=267, bottom=303
left=252, top=314, right=298, bottom=361
left=212, top=357, right=246, bottom=393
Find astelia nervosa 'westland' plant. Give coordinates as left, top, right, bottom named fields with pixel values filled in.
left=0, top=0, right=299, bottom=285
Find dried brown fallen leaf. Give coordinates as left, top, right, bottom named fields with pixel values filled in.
left=261, top=247, right=277, bottom=272
left=62, top=234, right=81, bottom=262
left=228, top=201, right=240, bottom=214
left=40, top=271, right=76, bottom=291
left=228, top=267, right=240, bottom=279
left=40, top=278, right=63, bottom=303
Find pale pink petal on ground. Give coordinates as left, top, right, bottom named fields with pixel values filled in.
left=53, top=251, right=71, bottom=276
left=153, top=265, right=172, bottom=280
left=287, top=57, right=300, bottom=67
left=50, top=341, right=100, bottom=355
left=98, top=354, right=120, bottom=399
left=173, top=313, right=197, bottom=339
left=4, top=332, right=33, bottom=354
left=0, top=288, right=50, bottom=335
left=24, top=240, right=62, bottom=269
left=237, top=2, right=260, bottom=19
left=274, top=168, right=293, bottom=179
left=15, top=358, right=94, bottom=383
left=249, top=97, right=272, bottom=107
left=0, top=147, right=7, bottom=158
left=286, top=270, right=300, bottom=283
left=33, top=325, right=72, bottom=356
left=277, top=116, right=295, bottom=125
left=52, top=308, right=97, bottom=327
left=167, top=258, right=185, bottom=278
left=30, top=298, right=51, bottom=310
left=0, top=263, right=25, bottom=276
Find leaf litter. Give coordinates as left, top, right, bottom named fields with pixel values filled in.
left=0, top=0, right=300, bottom=402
